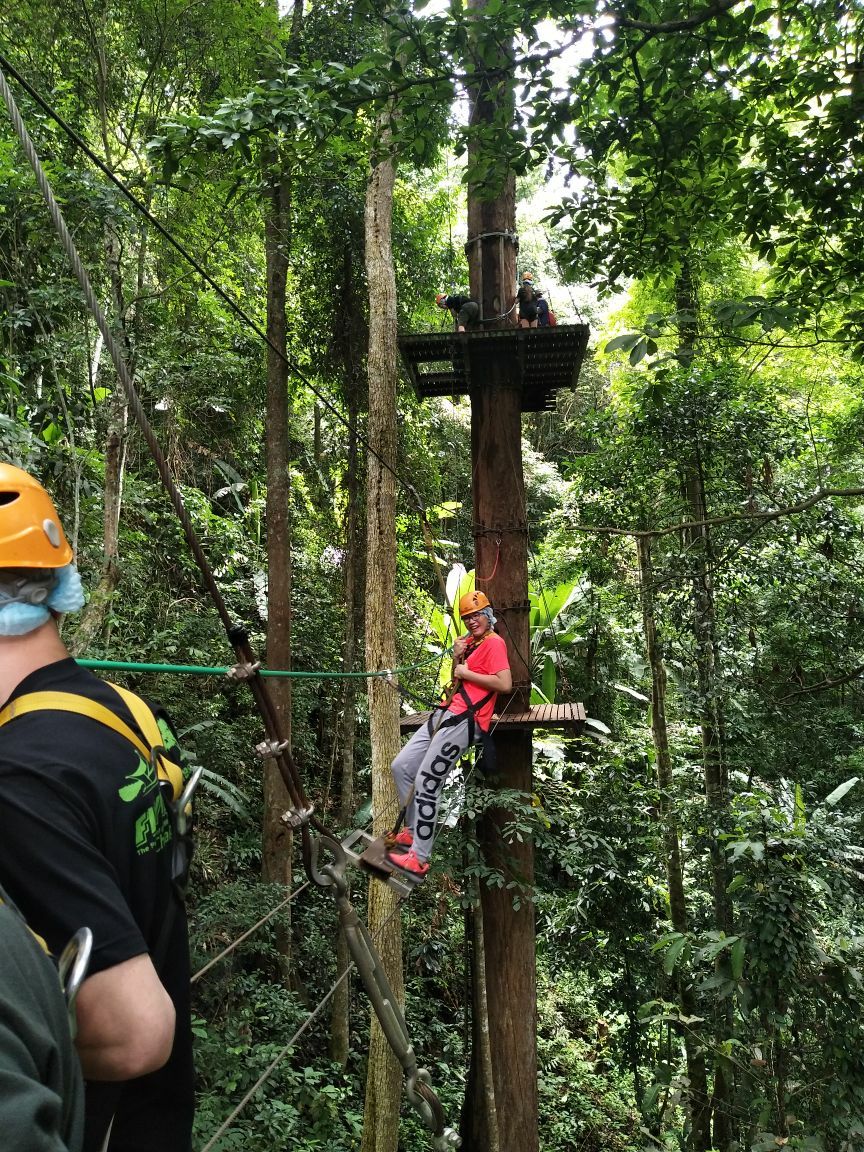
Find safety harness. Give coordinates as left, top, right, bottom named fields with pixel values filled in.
left=0, top=683, right=200, bottom=967
left=430, top=633, right=498, bottom=772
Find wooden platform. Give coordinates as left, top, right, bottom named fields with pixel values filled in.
left=400, top=702, right=586, bottom=734
left=398, top=325, right=590, bottom=413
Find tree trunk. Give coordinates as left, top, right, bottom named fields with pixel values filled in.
left=462, top=877, right=500, bottom=1152
left=261, top=157, right=294, bottom=994
left=675, top=265, right=734, bottom=1148
left=462, top=6, right=536, bottom=1149
left=360, top=137, right=403, bottom=1152
left=637, top=535, right=711, bottom=1149
left=72, top=220, right=132, bottom=653
left=330, top=249, right=367, bottom=1065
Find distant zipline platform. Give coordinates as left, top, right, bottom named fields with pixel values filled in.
left=400, top=702, right=586, bottom=735
left=398, top=324, right=590, bottom=413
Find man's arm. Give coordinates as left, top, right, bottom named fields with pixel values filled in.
left=74, top=954, right=175, bottom=1081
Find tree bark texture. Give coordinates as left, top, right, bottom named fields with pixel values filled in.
left=360, top=143, right=404, bottom=1152
left=464, top=366, right=537, bottom=1152
left=462, top=4, right=537, bottom=1140
left=465, top=0, right=518, bottom=327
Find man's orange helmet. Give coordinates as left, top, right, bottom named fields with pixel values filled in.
left=459, top=590, right=491, bottom=618
left=435, top=293, right=448, bottom=308
left=0, top=463, right=73, bottom=568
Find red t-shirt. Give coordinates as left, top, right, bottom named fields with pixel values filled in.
left=448, top=631, right=510, bottom=732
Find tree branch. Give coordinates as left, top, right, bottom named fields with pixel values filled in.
left=616, top=0, right=744, bottom=34
left=569, top=486, right=864, bottom=539
left=777, top=665, right=864, bottom=703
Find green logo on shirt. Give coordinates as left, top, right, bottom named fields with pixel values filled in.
left=118, top=756, right=172, bottom=855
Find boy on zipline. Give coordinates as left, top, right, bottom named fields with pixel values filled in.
left=387, top=591, right=512, bottom=879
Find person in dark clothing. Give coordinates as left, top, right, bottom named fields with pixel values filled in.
left=0, top=464, right=194, bottom=1152
left=0, top=884, right=85, bottom=1152
left=516, top=274, right=538, bottom=328
left=535, top=289, right=550, bottom=327
left=436, top=292, right=480, bottom=332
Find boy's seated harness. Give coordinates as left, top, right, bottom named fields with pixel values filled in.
left=431, top=635, right=498, bottom=771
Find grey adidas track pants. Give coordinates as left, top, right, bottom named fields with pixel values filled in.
left=390, top=713, right=475, bottom=862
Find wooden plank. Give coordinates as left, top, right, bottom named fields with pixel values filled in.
left=399, top=702, right=587, bottom=733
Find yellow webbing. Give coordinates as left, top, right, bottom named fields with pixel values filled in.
left=0, top=687, right=183, bottom=800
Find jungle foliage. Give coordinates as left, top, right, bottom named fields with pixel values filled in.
left=1, top=1, right=864, bottom=1150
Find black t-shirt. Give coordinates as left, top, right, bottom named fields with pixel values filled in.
left=0, top=659, right=193, bottom=1152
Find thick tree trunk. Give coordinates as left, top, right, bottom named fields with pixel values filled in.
left=360, top=142, right=404, bottom=1152
left=461, top=6, right=536, bottom=1149
left=464, top=367, right=536, bottom=1152
left=637, top=535, right=711, bottom=1149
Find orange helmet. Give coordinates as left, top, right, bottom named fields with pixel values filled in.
left=435, top=293, right=448, bottom=308
left=0, top=463, right=73, bottom=568
left=459, top=590, right=491, bottom=619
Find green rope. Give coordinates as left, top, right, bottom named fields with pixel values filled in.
left=75, top=651, right=447, bottom=680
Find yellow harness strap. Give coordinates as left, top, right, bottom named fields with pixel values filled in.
left=0, top=686, right=183, bottom=801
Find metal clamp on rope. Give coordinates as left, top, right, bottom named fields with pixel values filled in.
left=279, top=804, right=315, bottom=830
left=226, top=660, right=261, bottom=681
left=255, top=738, right=289, bottom=759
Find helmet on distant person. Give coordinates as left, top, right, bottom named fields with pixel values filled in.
left=0, top=463, right=73, bottom=569
left=521, top=273, right=534, bottom=283
left=459, top=590, right=491, bottom=619
left=435, top=293, right=449, bottom=308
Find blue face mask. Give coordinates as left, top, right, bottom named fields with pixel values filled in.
left=0, top=564, right=85, bottom=636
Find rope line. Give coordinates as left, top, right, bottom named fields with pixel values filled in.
left=75, top=651, right=446, bottom=679
left=198, top=897, right=405, bottom=1152
left=191, top=883, right=309, bottom=985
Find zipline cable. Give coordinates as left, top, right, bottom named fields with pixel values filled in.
left=0, top=62, right=457, bottom=1150
left=191, top=883, right=309, bottom=984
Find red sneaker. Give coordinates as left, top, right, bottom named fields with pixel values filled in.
left=387, top=848, right=429, bottom=879
left=387, top=828, right=414, bottom=852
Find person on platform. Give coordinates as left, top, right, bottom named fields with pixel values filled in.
left=436, top=292, right=480, bottom=332
left=0, top=463, right=195, bottom=1152
left=387, top=590, right=512, bottom=878
left=516, top=273, right=538, bottom=328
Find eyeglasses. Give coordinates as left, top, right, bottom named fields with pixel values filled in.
left=463, top=612, right=485, bottom=623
